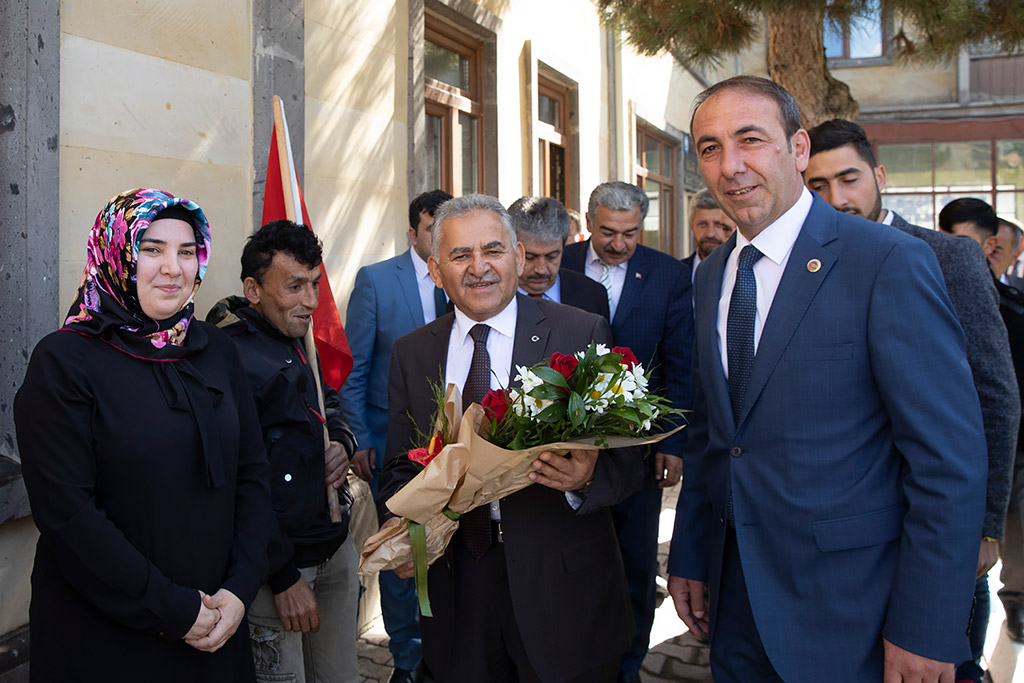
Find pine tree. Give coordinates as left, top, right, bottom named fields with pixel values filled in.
left=597, top=0, right=1024, bottom=127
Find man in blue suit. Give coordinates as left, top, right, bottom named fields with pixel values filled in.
left=562, top=181, right=693, bottom=681
left=667, top=76, right=987, bottom=683
left=681, top=188, right=735, bottom=287
left=339, top=189, right=451, bottom=683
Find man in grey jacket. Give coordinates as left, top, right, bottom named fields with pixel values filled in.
left=805, top=119, right=1019, bottom=683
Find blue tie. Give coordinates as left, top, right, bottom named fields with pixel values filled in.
left=727, top=245, right=764, bottom=422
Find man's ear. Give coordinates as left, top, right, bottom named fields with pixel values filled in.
left=984, top=235, right=1000, bottom=260
left=427, top=255, right=443, bottom=289
left=874, top=164, right=887, bottom=193
left=515, top=241, right=526, bottom=277
left=242, top=276, right=261, bottom=305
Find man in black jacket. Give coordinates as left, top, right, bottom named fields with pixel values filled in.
left=212, top=221, right=359, bottom=683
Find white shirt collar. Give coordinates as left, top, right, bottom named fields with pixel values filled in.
left=736, top=187, right=813, bottom=266
left=409, top=247, right=432, bottom=282
left=880, top=209, right=894, bottom=226
left=588, top=241, right=628, bottom=270
left=452, top=295, right=518, bottom=344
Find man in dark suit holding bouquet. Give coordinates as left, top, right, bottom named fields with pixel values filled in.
left=376, top=194, right=644, bottom=683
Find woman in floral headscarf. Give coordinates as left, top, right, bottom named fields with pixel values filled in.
left=14, top=189, right=271, bottom=682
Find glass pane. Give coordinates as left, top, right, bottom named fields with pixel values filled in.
left=661, top=143, right=675, bottom=179
left=882, top=194, right=934, bottom=230
left=997, top=140, right=1024, bottom=189
left=996, top=192, right=1024, bottom=225
left=426, top=113, right=443, bottom=192
left=549, top=144, right=566, bottom=205
left=934, top=141, right=992, bottom=192
left=460, top=112, right=479, bottom=194
left=539, top=93, right=560, bottom=128
left=824, top=21, right=844, bottom=58
left=848, top=1, right=883, bottom=59
left=643, top=179, right=661, bottom=250
left=879, top=144, right=932, bottom=191
left=644, top=136, right=660, bottom=175
left=425, top=39, right=470, bottom=92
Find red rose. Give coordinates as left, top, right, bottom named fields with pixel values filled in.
left=549, top=352, right=579, bottom=380
left=613, top=346, right=638, bottom=369
left=481, top=389, right=511, bottom=424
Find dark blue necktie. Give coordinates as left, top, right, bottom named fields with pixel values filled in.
left=727, top=245, right=764, bottom=422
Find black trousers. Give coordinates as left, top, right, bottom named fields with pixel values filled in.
left=433, top=537, right=619, bottom=683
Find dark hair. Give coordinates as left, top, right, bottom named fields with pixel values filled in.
left=508, top=196, right=571, bottom=243
left=240, top=220, right=322, bottom=283
left=409, top=189, right=454, bottom=231
left=938, top=198, right=999, bottom=238
left=807, top=119, right=878, bottom=168
left=690, top=75, right=802, bottom=145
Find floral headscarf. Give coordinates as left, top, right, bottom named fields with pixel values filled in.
left=63, top=188, right=211, bottom=360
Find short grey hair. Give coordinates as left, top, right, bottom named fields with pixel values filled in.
left=587, top=182, right=649, bottom=225
left=1000, top=217, right=1023, bottom=251
left=688, top=188, right=720, bottom=223
left=507, top=196, right=570, bottom=244
left=430, top=194, right=518, bottom=261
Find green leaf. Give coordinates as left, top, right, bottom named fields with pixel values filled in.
left=608, top=406, right=643, bottom=425
left=637, top=402, right=655, bottom=418
left=568, top=392, right=586, bottom=428
left=533, top=366, right=570, bottom=390
left=536, top=402, right=567, bottom=423
left=529, top=384, right=565, bottom=401
left=598, top=357, right=624, bottom=372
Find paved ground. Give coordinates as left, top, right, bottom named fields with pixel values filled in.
left=356, top=483, right=713, bottom=682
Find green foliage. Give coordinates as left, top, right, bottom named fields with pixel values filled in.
left=596, top=0, right=1024, bottom=69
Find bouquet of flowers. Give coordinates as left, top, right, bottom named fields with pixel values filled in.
left=357, top=343, right=683, bottom=615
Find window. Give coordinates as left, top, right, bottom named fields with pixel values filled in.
left=537, top=77, right=570, bottom=207
left=878, top=138, right=1024, bottom=229
left=424, top=22, right=484, bottom=195
left=635, top=125, right=678, bottom=256
left=824, top=0, right=885, bottom=62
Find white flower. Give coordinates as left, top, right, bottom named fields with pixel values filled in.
left=515, top=365, right=543, bottom=393
left=524, top=395, right=555, bottom=417
left=595, top=343, right=610, bottom=355
left=641, top=419, right=652, bottom=431
left=510, top=392, right=528, bottom=417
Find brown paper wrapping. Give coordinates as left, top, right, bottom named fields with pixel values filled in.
left=357, top=384, right=682, bottom=576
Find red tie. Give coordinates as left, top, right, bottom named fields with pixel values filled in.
left=528, top=292, right=542, bottom=298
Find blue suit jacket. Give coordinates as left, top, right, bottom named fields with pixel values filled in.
left=561, top=241, right=693, bottom=456
left=338, top=249, right=426, bottom=457
left=668, top=196, right=987, bottom=681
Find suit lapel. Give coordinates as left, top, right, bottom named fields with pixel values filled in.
left=395, top=250, right=426, bottom=327
left=738, top=199, right=838, bottom=425
left=614, top=247, right=647, bottom=328
left=429, top=313, right=455, bottom=389
left=700, top=236, right=736, bottom=434
left=510, top=294, right=551, bottom=383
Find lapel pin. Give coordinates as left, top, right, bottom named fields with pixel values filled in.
left=807, top=259, right=821, bottom=273
left=635, top=272, right=642, bottom=279
left=531, top=335, right=540, bottom=342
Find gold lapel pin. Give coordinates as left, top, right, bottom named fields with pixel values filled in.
left=807, top=259, right=821, bottom=273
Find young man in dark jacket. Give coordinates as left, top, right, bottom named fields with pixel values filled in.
left=212, top=220, right=359, bottom=683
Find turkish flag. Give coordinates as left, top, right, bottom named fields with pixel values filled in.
left=261, top=125, right=353, bottom=390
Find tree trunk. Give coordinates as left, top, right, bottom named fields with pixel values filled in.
left=766, top=5, right=859, bottom=129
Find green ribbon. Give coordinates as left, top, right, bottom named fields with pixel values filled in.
left=442, top=507, right=461, bottom=521
left=407, top=520, right=432, bottom=617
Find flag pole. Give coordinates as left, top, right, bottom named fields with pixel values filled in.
left=272, top=96, right=344, bottom=524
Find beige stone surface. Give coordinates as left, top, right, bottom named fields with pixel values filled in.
left=838, top=63, right=957, bottom=108
left=58, top=146, right=252, bottom=317
left=60, top=35, right=252, bottom=168
left=306, top=17, right=402, bottom=120
left=0, top=518, right=39, bottom=636
left=306, top=0, right=398, bottom=54
left=62, top=0, right=250, bottom=80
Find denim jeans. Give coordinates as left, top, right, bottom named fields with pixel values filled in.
left=248, top=536, right=360, bottom=683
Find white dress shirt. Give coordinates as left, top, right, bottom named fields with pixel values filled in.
left=410, top=247, right=442, bottom=323
left=880, top=209, right=894, bottom=226
left=517, top=275, right=561, bottom=303
left=717, top=188, right=813, bottom=377
left=584, top=242, right=627, bottom=319
left=690, top=252, right=704, bottom=285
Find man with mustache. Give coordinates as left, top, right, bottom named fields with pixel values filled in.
left=805, top=119, right=1018, bottom=683
left=376, top=194, right=643, bottom=682
left=683, top=189, right=736, bottom=286
left=509, top=195, right=609, bottom=319
left=561, top=181, right=693, bottom=682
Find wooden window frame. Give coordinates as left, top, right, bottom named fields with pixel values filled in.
left=425, top=21, right=485, bottom=196
left=537, top=77, right=570, bottom=206
left=635, top=124, right=679, bottom=256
